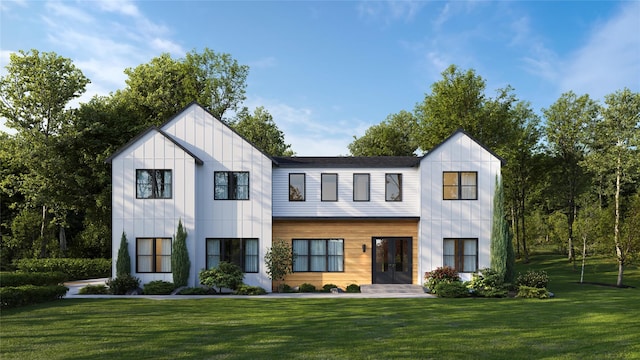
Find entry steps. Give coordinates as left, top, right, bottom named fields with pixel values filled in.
left=360, top=284, right=426, bottom=294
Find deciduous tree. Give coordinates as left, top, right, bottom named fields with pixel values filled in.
left=348, top=111, right=418, bottom=156
left=231, top=106, right=294, bottom=156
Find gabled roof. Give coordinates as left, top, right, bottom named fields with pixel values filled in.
left=272, top=156, right=421, bottom=168
left=105, top=126, right=204, bottom=165
left=422, top=128, right=506, bottom=165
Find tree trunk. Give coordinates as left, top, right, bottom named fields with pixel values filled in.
left=520, top=188, right=529, bottom=263
left=614, top=160, right=624, bottom=287
left=59, top=226, right=67, bottom=254
left=511, top=206, right=520, bottom=257
left=39, top=205, right=48, bottom=258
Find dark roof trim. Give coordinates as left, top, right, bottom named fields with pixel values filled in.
left=422, top=128, right=506, bottom=165
left=272, top=156, right=421, bottom=168
left=105, top=126, right=204, bottom=165
left=273, top=216, right=420, bottom=221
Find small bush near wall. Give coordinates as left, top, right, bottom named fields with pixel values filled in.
left=346, top=284, right=360, bottom=293
left=0, top=271, right=67, bottom=287
left=14, top=258, right=111, bottom=280
left=106, top=274, right=140, bottom=295
left=322, top=284, right=338, bottom=292
left=299, top=283, right=316, bottom=292
left=424, top=267, right=460, bottom=294
left=143, top=281, right=175, bottom=295
left=178, top=287, right=216, bottom=295
left=516, top=270, right=549, bottom=289
left=433, top=282, right=469, bottom=298
left=78, top=284, right=109, bottom=295
left=234, top=284, right=267, bottom=295
left=0, top=285, right=68, bottom=309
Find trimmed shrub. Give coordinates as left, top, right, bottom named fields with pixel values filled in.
left=116, top=232, right=131, bottom=277
left=467, top=268, right=508, bottom=298
left=199, top=262, right=244, bottom=291
left=424, top=266, right=460, bottom=294
left=299, top=283, right=316, bottom=292
left=172, top=220, right=190, bottom=288
left=0, top=285, right=68, bottom=309
left=322, top=283, right=338, bottom=292
left=143, top=280, right=175, bottom=295
left=234, top=284, right=267, bottom=295
left=280, top=284, right=293, bottom=293
left=14, top=258, right=111, bottom=280
left=516, top=270, right=549, bottom=289
left=346, top=284, right=360, bottom=293
left=517, top=285, right=550, bottom=299
left=0, top=271, right=67, bottom=287
left=106, top=274, right=140, bottom=295
left=178, top=287, right=216, bottom=295
left=78, top=284, right=109, bottom=295
left=434, top=281, right=469, bottom=298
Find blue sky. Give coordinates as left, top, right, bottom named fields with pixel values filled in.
left=1, top=1, right=639, bottom=155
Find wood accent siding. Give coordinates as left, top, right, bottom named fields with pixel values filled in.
left=273, top=219, right=419, bottom=290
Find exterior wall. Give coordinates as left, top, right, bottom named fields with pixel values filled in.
left=272, top=167, right=420, bottom=217
left=273, top=219, right=419, bottom=290
left=419, top=132, right=502, bottom=281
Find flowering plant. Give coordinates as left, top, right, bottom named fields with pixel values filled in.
left=424, top=266, right=460, bottom=294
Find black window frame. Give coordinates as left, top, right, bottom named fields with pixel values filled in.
left=289, top=173, right=306, bottom=201
left=443, top=171, right=478, bottom=200
left=385, top=173, right=402, bottom=202
left=136, top=169, right=172, bottom=199
left=292, top=239, right=344, bottom=272
left=321, top=173, right=338, bottom=202
left=214, top=171, right=250, bottom=200
left=353, top=173, right=370, bottom=202
left=136, top=237, right=172, bottom=273
left=205, top=238, right=259, bottom=273
left=443, top=238, right=478, bottom=273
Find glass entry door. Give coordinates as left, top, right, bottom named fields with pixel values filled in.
left=372, top=237, right=412, bottom=284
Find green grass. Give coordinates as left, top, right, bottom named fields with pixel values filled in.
left=1, top=255, right=638, bottom=360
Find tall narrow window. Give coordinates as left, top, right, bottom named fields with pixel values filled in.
left=293, top=239, right=344, bottom=272
left=206, top=238, right=259, bottom=273
left=385, top=173, right=402, bottom=201
left=214, top=171, right=249, bottom=200
left=136, top=170, right=172, bottom=199
left=353, top=173, right=370, bottom=201
left=136, top=238, right=172, bottom=273
left=443, top=238, right=478, bottom=272
left=443, top=172, right=477, bottom=200
left=289, top=173, right=305, bottom=201
left=321, top=173, right=338, bottom=201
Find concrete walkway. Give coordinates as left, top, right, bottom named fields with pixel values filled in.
left=63, top=279, right=436, bottom=299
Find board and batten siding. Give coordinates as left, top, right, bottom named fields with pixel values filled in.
left=272, top=167, right=420, bottom=218
left=418, top=131, right=502, bottom=281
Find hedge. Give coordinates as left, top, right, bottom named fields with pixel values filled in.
left=0, top=285, right=68, bottom=309
left=0, top=271, right=67, bottom=287
left=13, top=258, right=111, bottom=280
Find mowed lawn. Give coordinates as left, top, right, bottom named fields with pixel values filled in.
left=1, top=255, right=638, bottom=360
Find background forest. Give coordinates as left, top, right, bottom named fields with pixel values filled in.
left=1, top=49, right=638, bottom=286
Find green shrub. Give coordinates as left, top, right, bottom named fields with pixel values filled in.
left=299, top=283, right=316, bottom=292
left=434, top=281, right=469, bottom=298
left=116, top=232, right=131, bottom=277
left=106, top=274, right=140, bottom=295
left=0, top=271, right=67, bottom=287
left=322, top=284, right=338, bottom=292
left=0, top=285, right=68, bottom=309
left=14, top=258, right=111, bottom=280
left=172, top=220, right=190, bottom=288
left=78, top=284, right=109, bottom=295
left=178, top=287, right=215, bottom=295
left=280, top=283, right=293, bottom=293
left=143, top=280, right=175, bottom=295
left=516, top=270, right=549, bottom=289
left=424, top=267, right=460, bottom=294
left=467, top=268, right=508, bottom=298
left=234, top=284, right=267, bottom=295
left=199, top=262, right=244, bottom=291
left=346, top=284, right=360, bottom=293
left=517, top=285, right=550, bottom=299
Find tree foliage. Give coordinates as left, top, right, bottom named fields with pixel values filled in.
left=231, top=106, right=294, bottom=156
left=491, top=177, right=515, bottom=283
left=172, top=219, right=190, bottom=288
left=264, top=239, right=293, bottom=292
left=115, top=231, right=131, bottom=277
left=348, top=111, right=418, bottom=156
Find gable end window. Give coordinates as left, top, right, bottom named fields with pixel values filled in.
left=353, top=173, right=370, bottom=201
left=443, top=238, right=478, bottom=273
left=443, top=172, right=478, bottom=200
left=214, top=171, right=249, bottom=200
left=293, top=239, right=344, bottom=272
left=385, top=173, right=402, bottom=201
left=136, top=169, right=172, bottom=199
left=136, top=238, right=172, bottom=273
left=321, top=173, right=338, bottom=201
left=206, top=238, right=258, bottom=273
left=289, top=173, right=305, bottom=201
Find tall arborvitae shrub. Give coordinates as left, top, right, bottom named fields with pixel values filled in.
left=490, top=176, right=515, bottom=283
left=172, top=219, right=190, bottom=287
left=116, top=231, right=131, bottom=277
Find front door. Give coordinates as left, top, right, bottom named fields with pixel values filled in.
left=372, top=237, right=412, bottom=284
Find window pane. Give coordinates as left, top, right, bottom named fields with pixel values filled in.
left=327, top=239, right=343, bottom=272
left=443, top=172, right=459, bottom=200
left=289, top=174, right=305, bottom=201
left=157, top=238, right=172, bottom=272
left=321, top=174, right=338, bottom=201
left=214, top=172, right=229, bottom=199
left=463, top=239, right=477, bottom=272
left=136, top=170, right=151, bottom=198
left=292, top=240, right=308, bottom=272
left=244, top=239, right=259, bottom=273
left=234, top=172, right=249, bottom=200
left=443, top=239, right=455, bottom=268
left=353, top=174, right=369, bottom=201
left=206, top=239, right=220, bottom=269
left=161, top=171, right=172, bottom=198
left=385, top=174, right=402, bottom=201
left=461, top=172, right=477, bottom=199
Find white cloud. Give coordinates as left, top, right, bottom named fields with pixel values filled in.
left=95, top=0, right=141, bottom=17
left=44, top=1, right=93, bottom=23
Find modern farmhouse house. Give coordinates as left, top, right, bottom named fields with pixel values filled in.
left=107, top=102, right=503, bottom=291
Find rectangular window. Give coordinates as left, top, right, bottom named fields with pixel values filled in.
left=214, top=171, right=249, bottom=200
left=289, top=173, right=305, bottom=201
left=206, top=238, right=259, bottom=273
left=385, top=173, right=402, bottom=201
left=136, top=238, right=172, bottom=273
left=353, top=173, right=370, bottom=201
left=136, top=170, right=172, bottom=199
left=443, top=238, right=478, bottom=272
left=443, top=172, right=478, bottom=200
left=321, top=173, right=338, bottom=201
left=292, top=239, right=344, bottom=272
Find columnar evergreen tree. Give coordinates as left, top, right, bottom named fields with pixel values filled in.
left=115, top=231, right=131, bottom=277
left=172, top=219, right=190, bottom=287
left=491, top=177, right=515, bottom=283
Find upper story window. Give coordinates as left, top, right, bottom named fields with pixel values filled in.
left=443, top=172, right=478, bottom=200
left=443, top=238, right=478, bottom=273
left=136, top=237, right=172, bottom=273
left=353, top=173, right=370, bottom=201
left=289, top=173, right=305, bottom=201
left=321, top=173, right=338, bottom=201
left=136, top=169, right=172, bottom=199
left=385, top=173, right=402, bottom=201
left=214, top=171, right=249, bottom=200
left=206, top=238, right=258, bottom=273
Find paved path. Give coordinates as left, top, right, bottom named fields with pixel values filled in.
left=63, top=279, right=436, bottom=299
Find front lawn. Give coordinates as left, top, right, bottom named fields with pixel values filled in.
left=1, top=255, right=638, bottom=359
